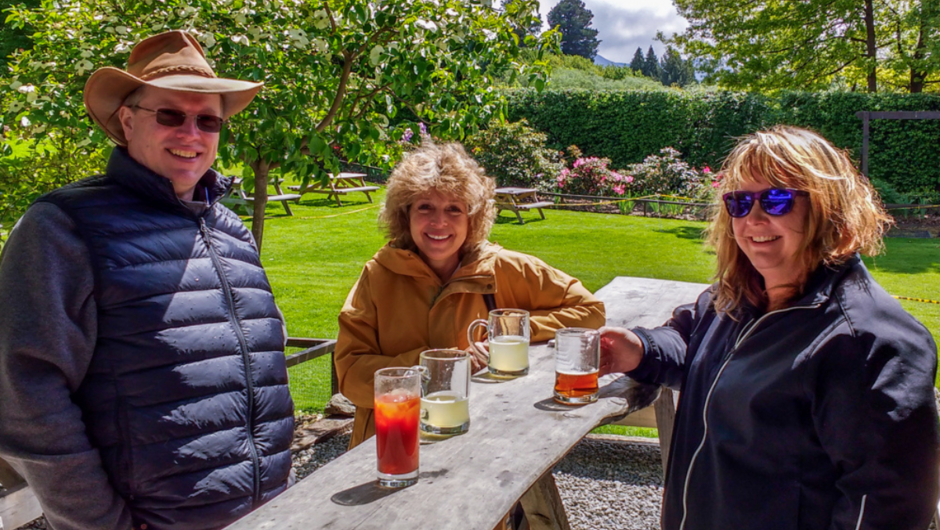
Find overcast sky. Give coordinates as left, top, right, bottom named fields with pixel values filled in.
left=531, top=0, right=689, bottom=64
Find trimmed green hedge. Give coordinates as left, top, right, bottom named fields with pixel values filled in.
left=505, top=89, right=940, bottom=196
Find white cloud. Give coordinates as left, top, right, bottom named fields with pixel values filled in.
left=533, top=0, right=689, bottom=64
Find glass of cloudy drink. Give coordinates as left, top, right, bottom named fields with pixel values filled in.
left=467, top=309, right=530, bottom=377
left=553, top=328, right=600, bottom=405
left=419, top=349, right=471, bottom=436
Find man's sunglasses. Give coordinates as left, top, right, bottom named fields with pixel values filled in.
left=131, top=105, right=225, bottom=133
left=722, top=188, right=809, bottom=218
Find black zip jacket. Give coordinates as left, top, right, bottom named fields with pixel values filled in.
left=629, top=256, right=939, bottom=530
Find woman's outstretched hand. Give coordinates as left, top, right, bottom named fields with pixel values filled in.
left=599, top=326, right=645, bottom=376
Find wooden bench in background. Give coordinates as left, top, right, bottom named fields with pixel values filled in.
left=221, top=178, right=302, bottom=216
left=495, top=187, right=554, bottom=224
left=289, top=173, right=380, bottom=207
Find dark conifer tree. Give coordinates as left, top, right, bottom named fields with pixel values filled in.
left=547, top=0, right=600, bottom=60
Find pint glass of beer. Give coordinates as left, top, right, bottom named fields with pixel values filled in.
left=374, top=367, right=422, bottom=488
left=467, top=309, right=531, bottom=377
left=419, top=349, right=471, bottom=436
left=553, top=328, right=600, bottom=404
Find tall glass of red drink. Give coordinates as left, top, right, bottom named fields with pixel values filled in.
left=374, top=367, right=422, bottom=488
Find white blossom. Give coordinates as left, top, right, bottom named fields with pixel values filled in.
left=415, top=19, right=438, bottom=32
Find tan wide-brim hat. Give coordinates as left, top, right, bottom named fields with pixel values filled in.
left=84, top=30, right=263, bottom=146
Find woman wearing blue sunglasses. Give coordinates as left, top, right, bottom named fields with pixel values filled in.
left=600, top=126, right=938, bottom=530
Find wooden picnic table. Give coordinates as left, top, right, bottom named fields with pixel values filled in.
left=220, top=178, right=302, bottom=216
left=225, top=277, right=706, bottom=530
left=495, top=187, right=554, bottom=224
left=289, top=172, right=381, bottom=207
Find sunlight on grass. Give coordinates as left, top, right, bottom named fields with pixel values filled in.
left=250, top=184, right=940, bottom=417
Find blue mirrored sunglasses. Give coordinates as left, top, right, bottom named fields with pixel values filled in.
left=722, top=188, right=809, bottom=218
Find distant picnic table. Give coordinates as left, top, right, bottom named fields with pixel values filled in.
left=495, top=187, right=554, bottom=224
left=289, top=173, right=380, bottom=207
left=224, top=277, right=706, bottom=530
left=221, top=178, right=302, bottom=216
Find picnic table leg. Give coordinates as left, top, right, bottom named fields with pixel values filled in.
left=654, top=387, right=677, bottom=476
left=519, top=469, right=571, bottom=530
left=537, top=207, right=546, bottom=220
left=281, top=200, right=294, bottom=216
left=513, top=207, right=525, bottom=225
left=364, top=192, right=374, bottom=203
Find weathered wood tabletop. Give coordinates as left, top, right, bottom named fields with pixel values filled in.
left=225, top=277, right=708, bottom=530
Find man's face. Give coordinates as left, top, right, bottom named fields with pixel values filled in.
left=119, top=86, right=223, bottom=201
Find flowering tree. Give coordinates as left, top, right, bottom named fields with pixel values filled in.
left=1, top=0, right=555, bottom=249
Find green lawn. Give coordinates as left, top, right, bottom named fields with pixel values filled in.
left=252, top=184, right=940, bottom=433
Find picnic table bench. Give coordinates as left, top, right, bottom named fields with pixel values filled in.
left=495, top=187, right=554, bottom=224
left=289, top=173, right=380, bottom=207
left=221, top=178, right=301, bottom=216
left=225, top=277, right=706, bottom=530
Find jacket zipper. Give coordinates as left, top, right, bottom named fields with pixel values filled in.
left=199, top=218, right=262, bottom=506
left=678, top=302, right=822, bottom=530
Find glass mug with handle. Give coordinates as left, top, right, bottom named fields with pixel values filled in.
left=467, top=308, right=531, bottom=377
left=553, top=327, right=600, bottom=404
left=374, top=367, right=422, bottom=488
left=419, top=349, right=471, bottom=436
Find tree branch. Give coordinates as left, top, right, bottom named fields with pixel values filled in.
left=315, top=50, right=353, bottom=133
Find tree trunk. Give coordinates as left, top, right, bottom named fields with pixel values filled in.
left=250, top=159, right=270, bottom=252
left=864, top=0, right=877, bottom=92
left=909, top=26, right=927, bottom=93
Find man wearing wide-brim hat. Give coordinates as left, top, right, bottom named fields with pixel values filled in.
left=0, top=30, right=295, bottom=530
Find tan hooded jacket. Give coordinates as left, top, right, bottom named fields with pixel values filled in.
left=335, top=242, right=606, bottom=448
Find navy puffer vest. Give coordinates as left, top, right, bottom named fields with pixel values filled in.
left=37, top=149, right=293, bottom=530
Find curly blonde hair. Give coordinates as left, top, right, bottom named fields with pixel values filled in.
left=380, top=142, right=496, bottom=251
left=706, top=126, right=892, bottom=313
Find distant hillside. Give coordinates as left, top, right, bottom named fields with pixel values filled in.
left=594, top=55, right=626, bottom=67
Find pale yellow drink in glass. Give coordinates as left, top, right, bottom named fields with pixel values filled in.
left=420, top=390, right=470, bottom=434
left=488, top=335, right=530, bottom=375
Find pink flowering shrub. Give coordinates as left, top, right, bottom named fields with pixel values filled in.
left=624, top=147, right=718, bottom=200
left=556, top=149, right=633, bottom=196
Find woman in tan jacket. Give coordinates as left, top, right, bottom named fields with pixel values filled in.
left=335, top=142, right=606, bottom=448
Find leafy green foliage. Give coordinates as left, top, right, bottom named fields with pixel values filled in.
left=546, top=0, right=599, bottom=60
left=546, top=69, right=666, bottom=91
left=0, top=0, right=38, bottom=67
left=0, top=0, right=557, bottom=248
left=0, top=137, right=108, bottom=224
left=667, top=0, right=940, bottom=93
left=465, top=118, right=563, bottom=190
left=506, top=89, right=940, bottom=197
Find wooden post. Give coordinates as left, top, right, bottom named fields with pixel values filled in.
left=856, top=111, right=870, bottom=177
left=519, top=470, right=571, bottom=530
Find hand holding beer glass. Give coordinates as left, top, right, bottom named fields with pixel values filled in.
left=467, top=309, right=531, bottom=377
left=419, top=349, right=471, bottom=436
left=554, top=328, right=600, bottom=404
left=374, top=367, right=422, bottom=488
